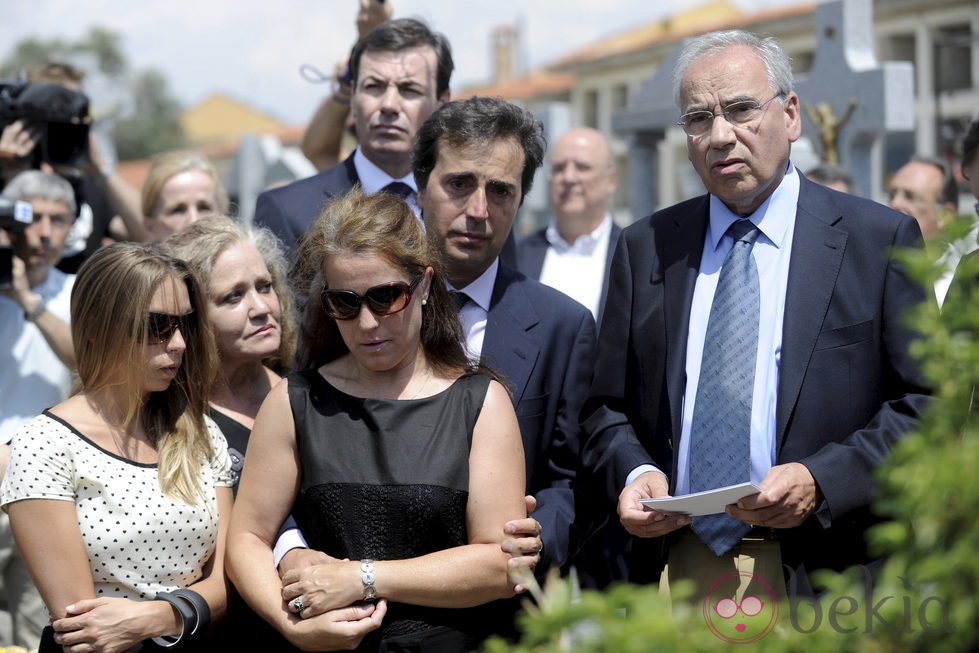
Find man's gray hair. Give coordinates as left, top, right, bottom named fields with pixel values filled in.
left=2, top=170, right=77, bottom=215
left=672, top=30, right=794, bottom=107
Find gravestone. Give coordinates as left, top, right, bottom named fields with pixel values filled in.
left=794, top=0, right=914, bottom=199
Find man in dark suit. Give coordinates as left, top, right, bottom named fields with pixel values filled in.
left=581, top=30, right=931, bottom=601
left=254, top=18, right=452, bottom=256
left=414, top=97, right=597, bottom=576
left=516, top=127, right=622, bottom=325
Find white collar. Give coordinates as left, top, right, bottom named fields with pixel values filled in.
left=353, top=147, right=418, bottom=195
left=545, top=213, right=613, bottom=253
left=449, top=258, right=498, bottom=312
left=707, top=162, right=799, bottom=251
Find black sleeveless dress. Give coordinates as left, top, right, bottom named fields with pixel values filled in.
left=288, top=369, right=512, bottom=652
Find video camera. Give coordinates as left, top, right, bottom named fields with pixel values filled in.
left=0, top=196, right=33, bottom=289
left=0, top=82, right=91, bottom=167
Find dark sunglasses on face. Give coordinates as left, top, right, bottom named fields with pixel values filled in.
left=146, top=311, right=195, bottom=344
left=321, top=277, right=422, bottom=320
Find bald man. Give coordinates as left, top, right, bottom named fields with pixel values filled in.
left=516, top=127, right=622, bottom=324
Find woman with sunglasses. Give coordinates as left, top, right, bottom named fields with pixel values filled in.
left=227, top=188, right=527, bottom=652
left=163, top=217, right=296, bottom=494
left=1, top=242, right=233, bottom=653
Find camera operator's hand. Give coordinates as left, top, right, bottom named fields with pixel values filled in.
left=0, top=250, right=34, bottom=308
left=357, top=0, right=393, bottom=37
left=0, top=120, right=41, bottom=160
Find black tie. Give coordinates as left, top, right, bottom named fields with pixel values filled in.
left=451, top=291, right=469, bottom=312
left=382, top=181, right=414, bottom=200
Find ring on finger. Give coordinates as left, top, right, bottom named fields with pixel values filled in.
left=290, top=597, right=305, bottom=613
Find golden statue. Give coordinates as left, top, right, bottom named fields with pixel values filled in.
left=804, top=98, right=858, bottom=165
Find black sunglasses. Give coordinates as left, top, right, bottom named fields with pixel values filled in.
left=321, top=277, right=422, bottom=321
left=146, top=311, right=196, bottom=344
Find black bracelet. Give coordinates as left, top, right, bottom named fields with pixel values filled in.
left=172, top=589, right=211, bottom=636
left=151, top=592, right=194, bottom=648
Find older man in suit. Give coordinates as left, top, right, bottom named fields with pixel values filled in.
left=414, top=97, right=596, bottom=576
left=254, top=18, right=452, bottom=256
left=516, top=127, right=622, bottom=325
left=581, top=30, right=930, bottom=602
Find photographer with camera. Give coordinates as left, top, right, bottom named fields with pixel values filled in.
left=0, top=63, right=145, bottom=266
left=0, top=170, right=77, bottom=650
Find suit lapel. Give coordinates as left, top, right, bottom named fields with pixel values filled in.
left=482, top=263, right=540, bottom=402
left=663, top=197, right=710, bottom=444
left=777, top=180, right=847, bottom=448
left=323, top=154, right=359, bottom=201
left=597, top=223, right=623, bottom=323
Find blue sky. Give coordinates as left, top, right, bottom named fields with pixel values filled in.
left=1, top=0, right=805, bottom=124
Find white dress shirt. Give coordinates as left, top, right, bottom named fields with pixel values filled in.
left=451, top=258, right=499, bottom=359
left=627, top=164, right=800, bottom=492
left=538, top=215, right=613, bottom=320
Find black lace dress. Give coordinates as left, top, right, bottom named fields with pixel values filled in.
left=289, top=369, right=514, bottom=652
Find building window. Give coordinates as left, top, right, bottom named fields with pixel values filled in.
left=612, top=84, right=629, bottom=110
left=583, top=89, right=599, bottom=129
left=934, top=24, right=972, bottom=93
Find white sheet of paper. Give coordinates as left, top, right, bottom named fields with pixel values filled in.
left=639, top=482, right=762, bottom=516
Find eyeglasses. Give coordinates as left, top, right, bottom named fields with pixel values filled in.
left=676, top=93, right=785, bottom=136
left=713, top=596, right=765, bottom=619
left=321, top=277, right=421, bottom=321
left=146, top=311, right=195, bottom=345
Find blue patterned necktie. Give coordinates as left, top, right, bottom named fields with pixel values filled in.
left=382, top=181, right=414, bottom=200
left=688, top=218, right=761, bottom=556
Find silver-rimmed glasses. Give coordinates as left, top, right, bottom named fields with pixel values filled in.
left=676, top=93, right=786, bottom=136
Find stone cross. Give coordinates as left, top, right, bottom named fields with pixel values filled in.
left=794, top=0, right=914, bottom=199
left=612, top=45, right=685, bottom=218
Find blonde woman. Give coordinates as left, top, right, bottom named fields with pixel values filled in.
left=142, top=150, right=229, bottom=242
left=1, top=243, right=232, bottom=653
left=163, top=216, right=297, bottom=491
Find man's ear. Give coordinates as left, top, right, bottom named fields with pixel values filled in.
left=437, top=90, right=451, bottom=106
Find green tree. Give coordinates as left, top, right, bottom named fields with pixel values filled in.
left=0, top=26, right=185, bottom=161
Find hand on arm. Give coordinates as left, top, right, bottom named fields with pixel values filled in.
left=618, top=470, right=690, bottom=538
left=9, top=499, right=182, bottom=653
left=726, top=462, right=820, bottom=528
left=226, top=379, right=383, bottom=650
left=502, top=495, right=542, bottom=593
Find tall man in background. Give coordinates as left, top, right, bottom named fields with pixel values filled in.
left=516, top=127, right=621, bottom=324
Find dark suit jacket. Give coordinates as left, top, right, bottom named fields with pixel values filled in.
left=515, top=221, right=623, bottom=324
left=580, top=177, right=931, bottom=593
left=254, top=155, right=360, bottom=258
left=481, top=262, right=597, bottom=575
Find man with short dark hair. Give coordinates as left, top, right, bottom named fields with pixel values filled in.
left=414, top=96, right=596, bottom=577
left=516, top=127, right=621, bottom=324
left=255, top=18, right=452, bottom=256
left=582, top=29, right=930, bottom=602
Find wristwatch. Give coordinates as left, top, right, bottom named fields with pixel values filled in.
left=360, top=560, right=377, bottom=601
left=24, top=298, right=45, bottom=322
